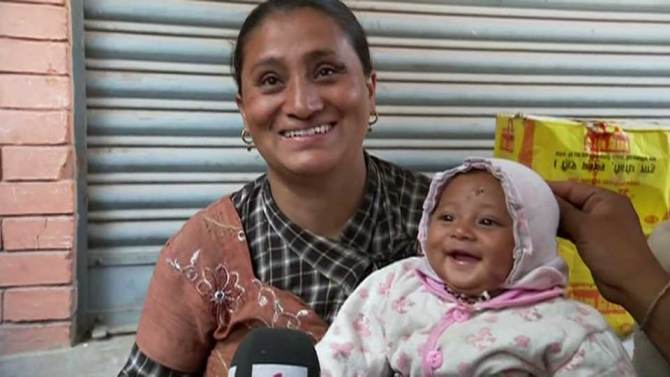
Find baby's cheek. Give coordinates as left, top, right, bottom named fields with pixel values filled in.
left=490, top=261, right=512, bottom=285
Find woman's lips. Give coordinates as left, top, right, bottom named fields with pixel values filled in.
left=279, top=123, right=334, bottom=139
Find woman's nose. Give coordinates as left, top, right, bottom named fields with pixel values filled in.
left=285, top=77, right=323, bottom=119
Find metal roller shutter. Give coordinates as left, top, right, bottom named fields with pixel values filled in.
left=82, top=0, right=670, bottom=333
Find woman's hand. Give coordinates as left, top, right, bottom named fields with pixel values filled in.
left=549, top=181, right=663, bottom=307
left=550, top=181, right=670, bottom=360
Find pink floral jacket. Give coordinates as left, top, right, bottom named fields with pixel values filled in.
left=316, top=257, right=635, bottom=377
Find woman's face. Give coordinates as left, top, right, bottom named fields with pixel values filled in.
left=426, top=171, right=515, bottom=296
left=236, top=7, right=376, bottom=179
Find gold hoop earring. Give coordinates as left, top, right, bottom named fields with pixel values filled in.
left=368, top=111, right=378, bottom=132
left=241, top=129, right=254, bottom=151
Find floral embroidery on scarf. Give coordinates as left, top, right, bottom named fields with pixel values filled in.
left=167, top=249, right=245, bottom=327
left=252, top=280, right=312, bottom=333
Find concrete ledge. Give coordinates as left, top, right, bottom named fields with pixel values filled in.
left=0, top=335, right=135, bottom=377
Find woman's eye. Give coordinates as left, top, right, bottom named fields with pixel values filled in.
left=317, top=67, right=336, bottom=77
left=260, top=75, right=280, bottom=87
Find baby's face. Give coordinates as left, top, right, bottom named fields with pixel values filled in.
left=426, top=170, right=515, bottom=296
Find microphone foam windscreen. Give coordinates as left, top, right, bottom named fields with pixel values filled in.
left=229, top=327, right=320, bottom=377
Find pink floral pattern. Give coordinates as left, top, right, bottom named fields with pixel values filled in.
left=392, top=297, right=414, bottom=314
left=516, top=307, right=542, bottom=321
left=395, top=352, right=411, bottom=375
left=558, top=349, right=586, bottom=372
left=465, top=327, right=497, bottom=351
left=547, top=342, right=562, bottom=354
left=330, top=341, right=355, bottom=359
left=514, top=335, right=530, bottom=349
left=378, top=272, right=395, bottom=295
left=352, top=314, right=371, bottom=337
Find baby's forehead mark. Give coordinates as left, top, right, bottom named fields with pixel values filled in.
left=465, top=187, right=486, bottom=198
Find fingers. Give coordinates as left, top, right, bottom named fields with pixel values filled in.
left=553, top=194, right=584, bottom=241
left=547, top=181, right=601, bottom=211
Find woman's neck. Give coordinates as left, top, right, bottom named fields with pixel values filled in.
left=267, top=156, right=368, bottom=239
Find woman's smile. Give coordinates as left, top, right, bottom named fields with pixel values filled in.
left=279, top=123, right=334, bottom=140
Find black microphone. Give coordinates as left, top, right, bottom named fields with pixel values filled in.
left=229, top=327, right=320, bottom=377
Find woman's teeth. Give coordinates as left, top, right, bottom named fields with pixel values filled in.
left=282, top=124, right=332, bottom=139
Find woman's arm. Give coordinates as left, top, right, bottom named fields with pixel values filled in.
left=118, top=343, right=195, bottom=377
left=549, top=181, right=670, bottom=361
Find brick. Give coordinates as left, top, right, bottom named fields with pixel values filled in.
left=0, top=110, right=70, bottom=145
left=2, top=216, right=74, bottom=250
left=0, top=3, right=68, bottom=40
left=0, top=290, right=3, bottom=322
left=0, top=181, right=74, bottom=215
left=0, top=75, right=71, bottom=109
left=2, top=146, right=73, bottom=181
left=0, top=322, right=72, bottom=355
left=0, top=251, right=72, bottom=287
left=4, top=286, right=74, bottom=321
left=0, top=39, right=68, bottom=75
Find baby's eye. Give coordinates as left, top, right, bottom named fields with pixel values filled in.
left=440, top=214, right=454, bottom=222
left=479, top=218, right=497, bottom=226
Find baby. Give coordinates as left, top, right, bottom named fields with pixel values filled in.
left=316, top=158, right=635, bottom=376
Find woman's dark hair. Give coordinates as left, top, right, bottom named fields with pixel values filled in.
left=232, top=0, right=373, bottom=94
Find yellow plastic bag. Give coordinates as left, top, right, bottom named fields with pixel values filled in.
left=494, top=113, right=670, bottom=337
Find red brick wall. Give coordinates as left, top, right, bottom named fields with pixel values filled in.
left=0, top=0, right=76, bottom=355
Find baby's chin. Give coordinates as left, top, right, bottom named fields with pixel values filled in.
left=445, top=282, right=484, bottom=295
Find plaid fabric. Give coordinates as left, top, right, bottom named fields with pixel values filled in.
left=119, top=343, right=196, bottom=376
left=119, top=153, right=430, bottom=376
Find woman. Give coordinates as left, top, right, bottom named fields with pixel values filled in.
left=120, top=0, right=430, bottom=375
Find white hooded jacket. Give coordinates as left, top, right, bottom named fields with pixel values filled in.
left=316, top=158, right=635, bottom=377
